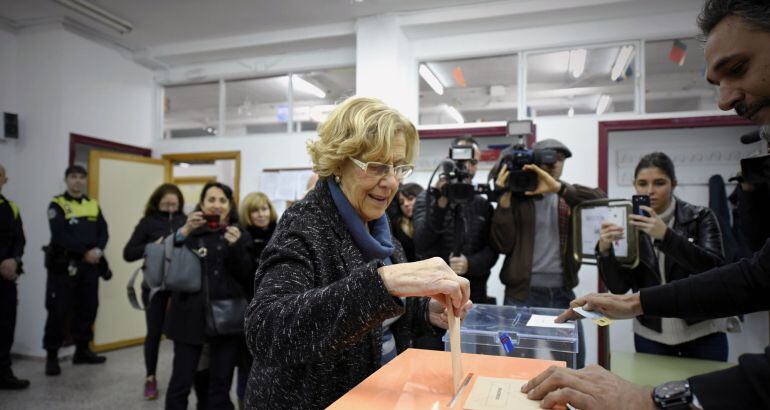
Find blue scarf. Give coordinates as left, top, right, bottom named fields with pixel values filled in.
left=328, top=178, right=394, bottom=264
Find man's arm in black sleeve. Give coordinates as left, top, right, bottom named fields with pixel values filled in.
left=640, top=239, right=770, bottom=319
left=11, top=209, right=25, bottom=260
left=688, top=346, right=770, bottom=409
left=96, top=206, right=108, bottom=250
left=123, top=219, right=147, bottom=262
left=48, top=203, right=89, bottom=255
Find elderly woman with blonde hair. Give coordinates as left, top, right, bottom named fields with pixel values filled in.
left=244, top=96, right=472, bottom=409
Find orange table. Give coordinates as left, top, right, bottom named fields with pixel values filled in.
left=328, top=348, right=565, bottom=409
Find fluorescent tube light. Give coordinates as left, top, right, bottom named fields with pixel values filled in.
left=568, top=49, right=587, bottom=78
left=179, top=162, right=191, bottom=168
left=445, top=105, right=464, bottom=124
left=419, top=64, right=444, bottom=96
left=568, top=107, right=575, bottom=117
left=291, top=75, right=326, bottom=98
left=595, top=95, right=611, bottom=115
left=611, top=45, right=635, bottom=81
left=54, top=0, right=133, bottom=34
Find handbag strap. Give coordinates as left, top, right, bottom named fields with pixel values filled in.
left=127, top=267, right=146, bottom=310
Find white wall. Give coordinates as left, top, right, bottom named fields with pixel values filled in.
left=6, top=26, right=154, bottom=358
left=0, top=29, right=18, bottom=183
left=356, top=15, right=418, bottom=122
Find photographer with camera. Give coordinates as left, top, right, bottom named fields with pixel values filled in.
left=490, top=138, right=605, bottom=368
left=413, top=136, right=498, bottom=305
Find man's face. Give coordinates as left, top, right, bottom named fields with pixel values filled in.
left=706, top=16, right=770, bottom=125
left=541, top=152, right=566, bottom=180
left=65, top=172, right=87, bottom=195
left=456, top=142, right=480, bottom=180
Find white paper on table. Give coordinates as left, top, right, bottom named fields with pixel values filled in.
left=526, top=314, right=574, bottom=330
left=259, top=173, right=280, bottom=200
left=464, top=377, right=541, bottom=410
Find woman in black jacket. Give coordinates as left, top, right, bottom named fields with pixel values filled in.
left=123, top=183, right=186, bottom=400
left=386, top=183, right=423, bottom=262
left=598, top=152, right=727, bottom=361
left=165, top=182, right=253, bottom=410
left=244, top=97, right=472, bottom=409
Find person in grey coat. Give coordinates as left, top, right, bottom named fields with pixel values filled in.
left=244, top=96, right=472, bottom=409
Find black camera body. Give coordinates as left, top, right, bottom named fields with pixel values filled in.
left=438, top=145, right=477, bottom=204
left=501, top=145, right=557, bottom=194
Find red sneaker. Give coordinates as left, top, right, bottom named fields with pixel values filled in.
left=144, top=377, right=158, bottom=400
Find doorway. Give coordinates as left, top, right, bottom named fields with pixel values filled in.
left=162, top=151, right=241, bottom=211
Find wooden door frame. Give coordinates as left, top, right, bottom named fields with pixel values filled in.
left=162, top=151, right=242, bottom=200
left=86, top=150, right=170, bottom=352
left=88, top=151, right=170, bottom=200
left=70, top=133, right=151, bottom=165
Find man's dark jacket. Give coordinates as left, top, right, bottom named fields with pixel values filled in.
left=640, top=239, right=770, bottom=409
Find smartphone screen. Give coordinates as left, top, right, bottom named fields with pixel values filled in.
left=203, top=214, right=220, bottom=229
left=632, top=195, right=651, bottom=217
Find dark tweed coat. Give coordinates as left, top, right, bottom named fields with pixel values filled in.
left=244, top=179, right=441, bottom=409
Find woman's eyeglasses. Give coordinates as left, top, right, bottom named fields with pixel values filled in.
left=349, top=157, right=414, bottom=180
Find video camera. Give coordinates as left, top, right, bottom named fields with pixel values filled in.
left=433, top=144, right=487, bottom=204
left=738, top=128, right=770, bottom=186
left=499, top=120, right=557, bottom=195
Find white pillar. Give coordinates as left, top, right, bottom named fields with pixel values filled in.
left=355, top=15, right=418, bottom=123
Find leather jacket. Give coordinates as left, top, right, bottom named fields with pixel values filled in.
left=598, top=197, right=725, bottom=331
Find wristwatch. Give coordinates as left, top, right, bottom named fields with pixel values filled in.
left=652, top=380, right=693, bottom=409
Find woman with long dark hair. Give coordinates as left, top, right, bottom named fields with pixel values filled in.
left=123, top=183, right=186, bottom=400
left=164, top=182, right=253, bottom=410
left=598, top=152, right=727, bottom=360
left=387, top=183, right=423, bottom=262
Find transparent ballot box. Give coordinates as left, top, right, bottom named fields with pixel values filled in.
left=443, top=304, right=579, bottom=368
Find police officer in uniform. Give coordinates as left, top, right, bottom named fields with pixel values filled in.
left=44, top=165, right=109, bottom=376
left=0, top=164, right=30, bottom=390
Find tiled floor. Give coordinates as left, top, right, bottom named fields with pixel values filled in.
left=0, top=342, right=237, bottom=409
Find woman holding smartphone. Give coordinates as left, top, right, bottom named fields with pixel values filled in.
left=164, top=182, right=253, bottom=410
left=597, top=152, right=728, bottom=361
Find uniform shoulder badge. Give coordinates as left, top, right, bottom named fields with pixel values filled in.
left=48, top=208, right=57, bottom=220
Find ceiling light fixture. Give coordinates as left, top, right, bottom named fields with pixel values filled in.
left=54, top=0, right=134, bottom=34
left=568, top=49, right=587, bottom=78
left=595, top=94, right=612, bottom=115
left=419, top=64, right=444, bottom=96
left=568, top=107, right=575, bottom=117
left=291, top=75, right=326, bottom=98
left=611, top=45, right=635, bottom=81
left=445, top=105, right=464, bottom=124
